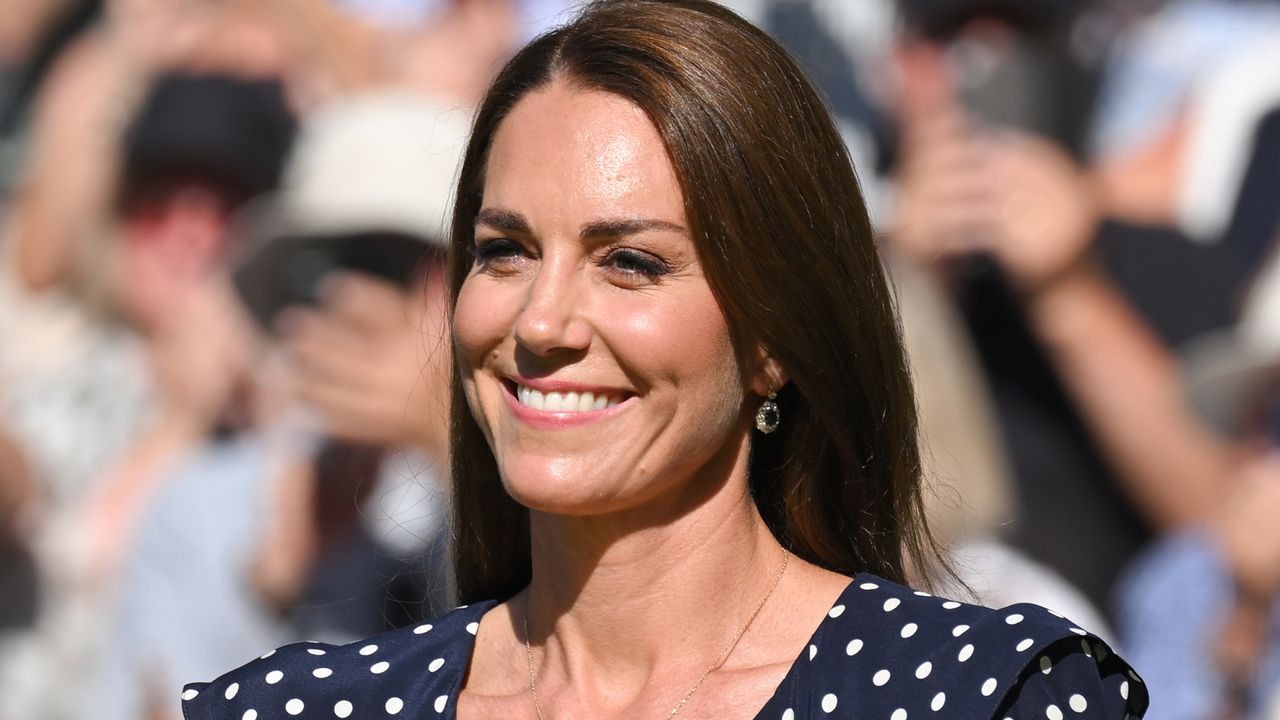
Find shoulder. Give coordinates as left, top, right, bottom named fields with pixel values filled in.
left=798, top=575, right=1149, bottom=718
left=180, top=600, right=495, bottom=720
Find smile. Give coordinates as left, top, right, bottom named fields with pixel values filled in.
left=515, top=385, right=625, bottom=412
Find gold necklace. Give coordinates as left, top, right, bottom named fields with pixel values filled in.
left=522, top=548, right=790, bottom=720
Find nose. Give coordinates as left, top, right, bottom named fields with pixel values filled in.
left=513, top=256, right=592, bottom=357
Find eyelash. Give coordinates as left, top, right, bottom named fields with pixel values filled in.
left=471, top=238, right=524, bottom=267
left=471, top=240, right=672, bottom=281
left=604, top=248, right=670, bottom=279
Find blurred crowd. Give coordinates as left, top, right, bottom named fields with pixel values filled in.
left=1, top=0, right=1279, bottom=718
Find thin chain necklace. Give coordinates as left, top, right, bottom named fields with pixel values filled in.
left=522, top=548, right=790, bottom=720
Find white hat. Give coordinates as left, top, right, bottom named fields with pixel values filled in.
left=230, top=90, right=472, bottom=328
left=270, top=89, right=472, bottom=245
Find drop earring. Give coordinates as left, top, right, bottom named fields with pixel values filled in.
left=755, top=391, right=780, bottom=434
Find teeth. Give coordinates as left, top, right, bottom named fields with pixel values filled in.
left=514, top=385, right=622, bottom=413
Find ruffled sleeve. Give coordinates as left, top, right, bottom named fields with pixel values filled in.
left=995, top=635, right=1149, bottom=719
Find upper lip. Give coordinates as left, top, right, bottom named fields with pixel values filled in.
left=503, top=375, right=635, bottom=397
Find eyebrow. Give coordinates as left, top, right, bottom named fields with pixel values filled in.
left=475, top=208, right=686, bottom=239
left=475, top=208, right=530, bottom=235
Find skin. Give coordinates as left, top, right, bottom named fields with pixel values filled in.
left=454, top=81, right=851, bottom=719
left=281, top=268, right=452, bottom=457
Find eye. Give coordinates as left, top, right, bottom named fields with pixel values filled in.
left=472, top=238, right=528, bottom=271
left=602, top=248, right=670, bottom=281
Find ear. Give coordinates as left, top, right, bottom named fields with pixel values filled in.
left=747, top=344, right=788, bottom=398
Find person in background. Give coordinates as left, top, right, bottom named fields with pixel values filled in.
left=1117, top=243, right=1280, bottom=720
left=0, top=70, right=295, bottom=720
left=87, top=87, right=469, bottom=720
left=886, top=0, right=1236, bottom=612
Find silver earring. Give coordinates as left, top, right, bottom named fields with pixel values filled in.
left=755, top=391, right=780, bottom=434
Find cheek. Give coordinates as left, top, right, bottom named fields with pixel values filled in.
left=453, top=276, right=513, bottom=369
left=603, top=284, right=742, bottom=403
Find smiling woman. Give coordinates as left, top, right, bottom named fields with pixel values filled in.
left=181, top=2, right=1149, bottom=719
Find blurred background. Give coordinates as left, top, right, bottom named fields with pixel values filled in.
left=1, top=0, right=1279, bottom=718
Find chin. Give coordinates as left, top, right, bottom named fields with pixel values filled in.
left=496, top=454, right=638, bottom=516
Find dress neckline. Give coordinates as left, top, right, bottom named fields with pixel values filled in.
left=446, top=575, right=864, bottom=720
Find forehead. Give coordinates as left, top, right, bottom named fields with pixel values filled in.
left=482, top=81, right=686, bottom=225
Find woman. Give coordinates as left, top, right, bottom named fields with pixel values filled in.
left=181, top=1, right=1149, bottom=717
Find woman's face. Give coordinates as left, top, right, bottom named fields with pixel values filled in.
left=454, top=81, right=760, bottom=516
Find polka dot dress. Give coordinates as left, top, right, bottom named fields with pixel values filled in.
left=181, top=575, right=1148, bottom=719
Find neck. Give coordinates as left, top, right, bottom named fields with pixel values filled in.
left=522, top=434, right=788, bottom=688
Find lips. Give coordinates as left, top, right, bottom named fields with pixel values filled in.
left=515, top=385, right=624, bottom=412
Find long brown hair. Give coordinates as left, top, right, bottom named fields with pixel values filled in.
left=448, top=0, right=934, bottom=603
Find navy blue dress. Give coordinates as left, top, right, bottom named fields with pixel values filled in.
left=181, top=574, right=1149, bottom=719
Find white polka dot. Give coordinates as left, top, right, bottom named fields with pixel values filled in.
left=1005, top=613, right=1024, bottom=625
left=225, top=683, right=239, bottom=700
left=266, top=670, right=283, bottom=684
left=242, top=711, right=257, bottom=720
left=1017, top=638, right=1034, bottom=652
left=828, top=604, right=846, bottom=618
left=900, top=623, right=918, bottom=639
left=809, top=644, right=818, bottom=660
left=313, top=668, right=333, bottom=679
left=821, top=694, right=838, bottom=713
left=429, top=657, right=445, bottom=672
left=414, top=624, right=434, bottom=635
left=434, top=695, right=448, bottom=713
left=952, top=624, right=970, bottom=637
left=883, top=598, right=901, bottom=612
left=1070, top=694, right=1087, bottom=712
left=873, top=669, right=891, bottom=686
left=782, top=710, right=795, bottom=720
left=1128, top=669, right=1142, bottom=683
left=846, top=639, right=863, bottom=656
left=260, top=650, right=276, bottom=659
left=286, top=699, right=305, bottom=716
left=1039, top=656, right=1053, bottom=675
left=1096, top=644, right=1109, bottom=662
left=386, top=697, right=404, bottom=715
left=1069, top=627, right=1087, bottom=636
left=1120, top=681, right=1129, bottom=700
left=181, top=689, right=199, bottom=701
left=914, top=591, right=932, bottom=597
left=942, top=601, right=961, bottom=610
left=892, top=709, right=908, bottom=720
left=359, top=644, right=378, bottom=656
left=334, top=700, right=353, bottom=718
left=466, top=622, right=480, bottom=635
left=371, top=661, right=390, bottom=674
left=1046, top=704, right=1063, bottom=720
left=915, top=661, right=932, bottom=679
left=1080, top=639, right=1092, bottom=657
left=308, top=648, right=326, bottom=656
left=982, top=678, right=998, bottom=697
left=958, top=644, right=974, bottom=662
left=931, top=692, right=946, bottom=711
left=860, top=582, right=879, bottom=590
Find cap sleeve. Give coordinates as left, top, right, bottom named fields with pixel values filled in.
left=995, top=636, right=1149, bottom=719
